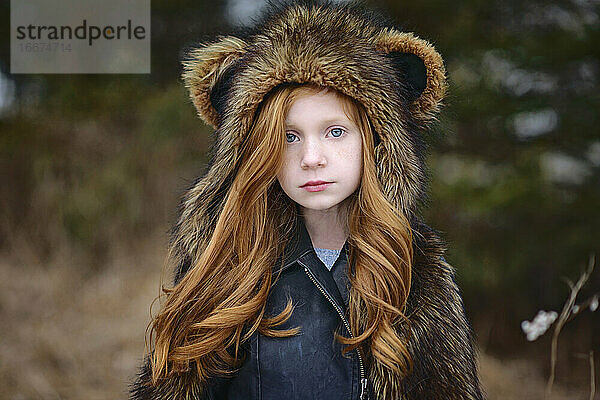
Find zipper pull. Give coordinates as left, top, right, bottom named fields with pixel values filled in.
left=359, top=377, right=368, bottom=400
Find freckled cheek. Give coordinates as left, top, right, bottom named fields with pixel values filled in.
left=343, top=143, right=363, bottom=181
left=335, top=143, right=362, bottom=165
left=276, top=159, right=294, bottom=186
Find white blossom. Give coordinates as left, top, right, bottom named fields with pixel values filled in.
left=572, top=305, right=580, bottom=313
left=521, top=310, right=558, bottom=341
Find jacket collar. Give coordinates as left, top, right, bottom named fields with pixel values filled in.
left=272, top=215, right=350, bottom=276
left=272, top=215, right=351, bottom=311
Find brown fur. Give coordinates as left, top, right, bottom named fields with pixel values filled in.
left=131, top=223, right=483, bottom=399
left=131, top=1, right=483, bottom=399
left=180, top=0, right=447, bottom=220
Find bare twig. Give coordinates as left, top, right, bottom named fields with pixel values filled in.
left=590, top=351, right=595, bottom=400
left=564, top=292, right=600, bottom=324
left=545, top=253, right=596, bottom=399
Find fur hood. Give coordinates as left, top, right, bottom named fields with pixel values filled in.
left=172, top=0, right=448, bottom=284
left=144, top=1, right=483, bottom=400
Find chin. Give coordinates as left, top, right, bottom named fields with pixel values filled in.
left=298, top=199, right=341, bottom=212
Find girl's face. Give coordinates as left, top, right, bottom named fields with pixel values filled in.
left=276, top=89, right=363, bottom=213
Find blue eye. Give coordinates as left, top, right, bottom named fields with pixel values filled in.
left=330, top=128, right=345, bottom=138
left=285, top=133, right=297, bottom=143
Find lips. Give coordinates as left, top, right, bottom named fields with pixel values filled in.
left=300, top=181, right=333, bottom=192
left=300, top=180, right=332, bottom=188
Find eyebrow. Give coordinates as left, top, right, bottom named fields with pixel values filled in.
left=285, top=116, right=353, bottom=129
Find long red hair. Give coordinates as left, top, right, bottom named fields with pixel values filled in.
left=149, top=82, right=414, bottom=385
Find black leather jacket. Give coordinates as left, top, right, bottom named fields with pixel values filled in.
left=130, top=216, right=374, bottom=400
left=205, top=216, right=370, bottom=400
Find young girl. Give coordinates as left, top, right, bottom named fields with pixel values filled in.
left=130, top=1, right=484, bottom=399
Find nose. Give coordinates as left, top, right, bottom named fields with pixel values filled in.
left=300, top=139, right=327, bottom=169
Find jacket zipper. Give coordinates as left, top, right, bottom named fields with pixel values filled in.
left=299, top=260, right=369, bottom=400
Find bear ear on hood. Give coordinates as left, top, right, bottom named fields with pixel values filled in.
left=374, top=28, right=448, bottom=123
left=181, top=35, right=248, bottom=130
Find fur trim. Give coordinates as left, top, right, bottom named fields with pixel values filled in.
left=178, top=0, right=448, bottom=236
left=175, top=1, right=454, bottom=399
left=129, top=357, right=206, bottom=400
left=373, top=29, right=448, bottom=122
left=130, top=2, right=483, bottom=400
left=130, top=223, right=483, bottom=400
left=182, top=36, right=248, bottom=130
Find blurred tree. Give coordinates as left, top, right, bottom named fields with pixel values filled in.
left=0, top=0, right=228, bottom=265
left=374, top=0, right=599, bottom=359
left=0, top=0, right=598, bottom=378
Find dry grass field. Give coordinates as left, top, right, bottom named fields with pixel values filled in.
left=0, top=233, right=592, bottom=400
